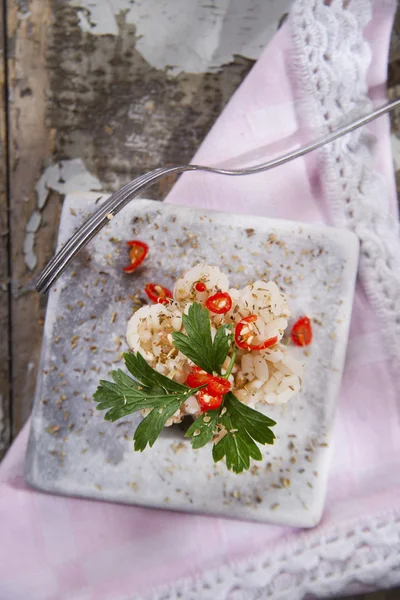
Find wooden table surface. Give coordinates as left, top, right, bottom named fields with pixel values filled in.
left=0, top=2, right=400, bottom=597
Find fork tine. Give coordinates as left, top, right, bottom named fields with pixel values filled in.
left=36, top=167, right=186, bottom=293
left=36, top=173, right=152, bottom=288
left=36, top=170, right=163, bottom=290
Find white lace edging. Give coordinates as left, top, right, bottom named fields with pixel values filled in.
left=291, top=0, right=400, bottom=370
left=134, top=511, right=400, bottom=600
left=134, top=2, right=400, bottom=598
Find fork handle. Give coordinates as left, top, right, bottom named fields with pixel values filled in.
left=36, top=98, right=400, bottom=293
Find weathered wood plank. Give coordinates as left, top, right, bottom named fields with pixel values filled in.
left=7, top=0, right=253, bottom=438
left=0, top=0, right=10, bottom=459
left=8, top=0, right=54, bottom=436
left=46, top=2, right=253, bottom=196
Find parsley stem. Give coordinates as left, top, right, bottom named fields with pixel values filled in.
left=223, top=349, right=237, bottom=380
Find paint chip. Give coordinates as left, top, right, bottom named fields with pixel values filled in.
left=26, top=210, right=42, bottom=233
left=24, top=159, right=103, bottom=270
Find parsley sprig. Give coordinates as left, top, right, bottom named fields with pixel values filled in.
left=185, top=392, right=276, bottom=472
left=212, top=393, right=275, bottom=472
left=172, top=303, right=233, bottom=375
left=94, top=352, right=197, bottom=451
left=94, top=302, right=276, bottom=473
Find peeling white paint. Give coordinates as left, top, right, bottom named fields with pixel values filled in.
left=70, top=0, right=293, bottom=74
left=24, top=159, right=103, bottom=271
left=27, top=361, right=35, bottom=374
left=36, top=158, right=102, bottom=210
left=76, top=9, right=93, bottom=32
left=24, top=233, right=36, bottom=271
left=26, top=210, right=41, bottom=233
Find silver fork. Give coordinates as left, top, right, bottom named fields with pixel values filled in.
left=36, top=98, right=400, bottom=293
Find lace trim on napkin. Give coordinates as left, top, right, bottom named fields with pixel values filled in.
left=138, top=1, right=400, bottom=598
left=292, top=0, right=400, bottom=369
left=135, top=511, right=400, bottom=600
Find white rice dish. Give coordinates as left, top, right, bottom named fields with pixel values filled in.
left=126, top=264, right=304, bottom=425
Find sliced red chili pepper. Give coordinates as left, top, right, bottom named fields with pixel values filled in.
left=195, top=281, right=207, bottom=292
left=291, top=316, right=312, bottom=347
left=196, top=389, right=223, bottom=412
left=235, top=314, right=278, bottom=351
left=145, top=283, right=173, bottom=305
left=206, top=291, right=232, bottom=314
left=207, top=376, right=231, bottom=396
left=186, top=366, right=211, bottom=388
left=123, top=240, right=148, bottom=273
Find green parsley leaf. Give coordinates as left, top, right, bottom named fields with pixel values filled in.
left=134, top=398, right=183, bottom=451
left=95, top=311, right=278, bottom=473
left=212, top=392, right=276, bottom=473
left=172, top=303, right=233, bottom=374
left=185, top=409, right=220, bottom=449
left=212, top=324, right=234, bottom=374
left=94, top=352, right=195, bottom=447
left=124, top=351, right=186, bottom=393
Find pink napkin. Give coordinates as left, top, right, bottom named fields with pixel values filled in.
left=2, top=1, right=400, bottom=599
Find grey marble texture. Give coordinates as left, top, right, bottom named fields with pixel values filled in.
left=25, top=194, right=359, bottom=527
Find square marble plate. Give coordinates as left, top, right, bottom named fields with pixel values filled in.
left=25, top=194, right=359, bottom=527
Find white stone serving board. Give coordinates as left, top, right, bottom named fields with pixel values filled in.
left=25, top=194, right=359, bottom=527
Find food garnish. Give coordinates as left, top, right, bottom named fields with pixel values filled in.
left=205, top=291, right=232, bottom=314
left=95, top=264, right=306, bottom=473
left=123, top=240, right=148, bottom=273
left=291, top=316, right=313, bottom=347
left=145, top=283, right=173, bottom=305
left=235, top=315, right=278, bottom=351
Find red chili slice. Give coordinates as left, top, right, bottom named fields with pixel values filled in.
left=186, top=366, right=211, bottom=388
left=291, top=316, right=312, bottom=347
left=195, top=281, right=207, bottom=292
left=207, top=376, right=231, bottom=396
left=145, top=283, right=173, bottom=305
left=123, top=240, right=148, bottom=273
left=196, top=389, right=223, bottom=412
left=235, top=315, right=278, bottom=351
left=206, top=291, right=232, bottom=314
